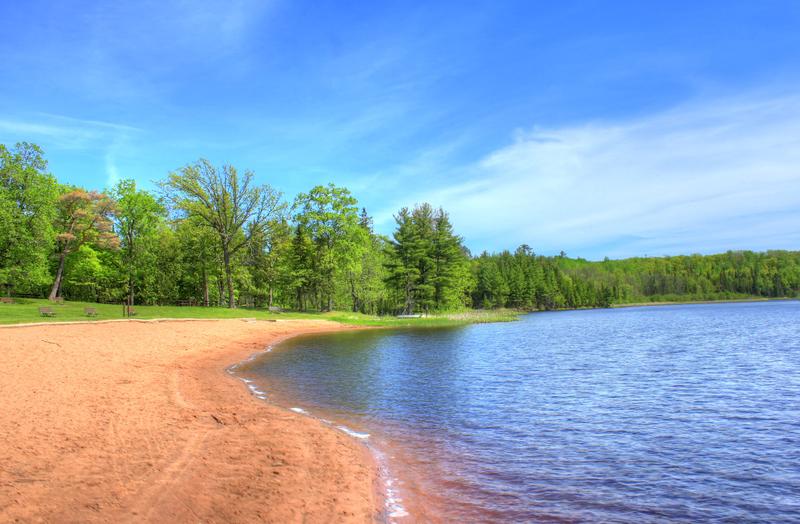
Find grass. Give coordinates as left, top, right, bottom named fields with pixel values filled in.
left=323, top=308, right=520, bottom=327
left=0, top=298, right=520, bottom=327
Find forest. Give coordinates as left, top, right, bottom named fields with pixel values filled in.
left=3, top=141, right=800, bottom=313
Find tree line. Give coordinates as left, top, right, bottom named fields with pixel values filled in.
left=2, top=142, right=800, bottom=312
left=471, top=248, right=800, bottom=309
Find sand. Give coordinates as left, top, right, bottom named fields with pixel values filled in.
left=0, top=319, right=379, bottom=523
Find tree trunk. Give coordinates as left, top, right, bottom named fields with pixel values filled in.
left=48, top=250, right=67, bottom=301
left=268, top=285, right=273, bottom=308
left=404, top=278, right=414, bottom=314
left=223, top=247, right=235, bottom=308
left=350, top=277, right=358, bottom=312
left=217, top=275, right=224, bottom=307
left=126, top=239, right=135, bottom=307
left=128, top=272, right=134, bottom=307
left=202, top=267, right=210, bottom=307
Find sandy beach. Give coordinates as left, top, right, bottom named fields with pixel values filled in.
left=0, top=319, right=379, bottom=523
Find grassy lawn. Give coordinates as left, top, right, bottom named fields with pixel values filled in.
left=0, top=298, right=519, bottom=327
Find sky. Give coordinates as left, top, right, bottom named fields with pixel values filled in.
left=1, top=1, right=799, bottom=259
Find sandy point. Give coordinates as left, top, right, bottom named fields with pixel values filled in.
left=0, top=319, right=380, bottom=523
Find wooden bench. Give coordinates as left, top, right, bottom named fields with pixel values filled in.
left=0, top=297, right=13, bottom=304
left=39, top=307, right=56, bottom=317
left=124, top=305, right=137, bottom=317
left=84, top=307, right=97, bottom=317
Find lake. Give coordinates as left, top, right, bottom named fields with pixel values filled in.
left=239, top=301, right=800, bottom=522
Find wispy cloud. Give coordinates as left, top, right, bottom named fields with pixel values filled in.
left=0, top=113, right=142, bottom=188
left=0, top=114, right=140, bottom=150
left=375, top=89, right=800, bottom=258
left=34, top=113, right=141, bottom=133
left=0, top=1, right=278, bottom=103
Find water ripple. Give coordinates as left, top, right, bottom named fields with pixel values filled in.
left=242, top=301, right=800, bottom=522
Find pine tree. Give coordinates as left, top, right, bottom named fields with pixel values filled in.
left=411, top=204, right=436, bottom=312
left=431, top=207, right=468, bottom=309
left=385, top=207, right=420, bottom=314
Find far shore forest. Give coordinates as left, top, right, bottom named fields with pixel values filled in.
left=2, top=142, right=800, bottom=314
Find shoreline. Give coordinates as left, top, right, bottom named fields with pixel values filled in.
left=0, top=319, right=382, bottom=522
left=228, top=334, right=412, bottom=522
left=512, top=296, right=797, bottom=314
left=610, top=296, right=798, bottom=308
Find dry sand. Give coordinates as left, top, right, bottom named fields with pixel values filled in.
left=0, top=319, right=379, bottom=523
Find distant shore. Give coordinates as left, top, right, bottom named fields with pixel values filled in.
left=0, top=319, right=379, bottom=523
left=610, top=297, right=797, bottom=308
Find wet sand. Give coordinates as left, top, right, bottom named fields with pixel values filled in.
left=0, top=319, right=379, bottom=523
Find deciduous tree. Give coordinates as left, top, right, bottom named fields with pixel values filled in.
left=161, top=159, right=283, bottom=308
left=49, top=189, right=117, bottom=300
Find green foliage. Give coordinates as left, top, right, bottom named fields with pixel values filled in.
left=113, top=179, right=166, bottom=305
left=49, top=187, right=117, bottom=300
left=2, top=142, right=800, bottom=320
left=291, top=184, right=363, bottom=311
left=0, top=142, right=58, bottom=295
left=160, top=159, right=284, bottom=308
left=472, top=248, right=800, bottom=310
left=339, top=228, right=389, bottom=314
left=385, top=204, right=470, bottom=313
left=243, top=218, right=294, bottom=308
left=174, top=216, right=221, bottom=306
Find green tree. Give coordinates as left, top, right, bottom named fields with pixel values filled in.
left=385, top=207, right=421, bottom=313
left=431, top=207, right=470, bottom=309
left=0, top=142, right=58, bottom=295
left=289, top=223, right=316, bottom=310
left=174, top=216, right=220, bottom=306
left=113, top=179, right=165, bottom=306
left=161, top=159, right=283, bottom=308
left=292, top=184, right=361, bottom=311
left=61, top=244, right=112, bottom=302
left=385, top=203, right=469, bottom=313
left=245, top=218, right=293, bottom=308
left=342, top=209, right=387, bottom=313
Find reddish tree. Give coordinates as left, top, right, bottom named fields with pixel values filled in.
left=48, top=190, right=118, bottom=301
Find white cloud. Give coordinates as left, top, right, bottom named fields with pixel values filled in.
left=0, top=113, right=141, bottom=188
left=380, top=89, right=800, bottom=258
left=0, top=114, right=140, bottom=150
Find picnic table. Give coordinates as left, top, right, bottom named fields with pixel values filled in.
left=84, top=307, right=97, bottom=317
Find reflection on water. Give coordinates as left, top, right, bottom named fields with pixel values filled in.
left=241, top=301, right=800, bottom=522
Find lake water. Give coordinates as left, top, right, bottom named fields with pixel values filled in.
left=239, top=301, right=800, bottom=522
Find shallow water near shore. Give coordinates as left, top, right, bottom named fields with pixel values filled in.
left=240, top=301, right=800, bottom=522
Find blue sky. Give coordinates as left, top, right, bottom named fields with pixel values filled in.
left=1, top=1, right=799, bottom=259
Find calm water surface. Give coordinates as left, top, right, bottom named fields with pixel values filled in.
left=241, top=301, right=800, bottom=522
